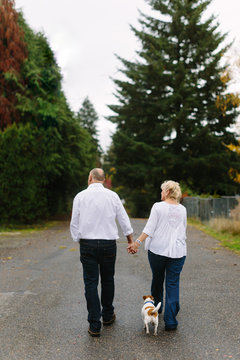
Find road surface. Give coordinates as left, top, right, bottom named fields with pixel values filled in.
left=0, top=219, right=239, bottom=360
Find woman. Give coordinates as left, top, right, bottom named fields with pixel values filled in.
left=128, top=180, right=187, bottom=331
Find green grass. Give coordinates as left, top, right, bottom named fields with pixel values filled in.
left=0, top=221, right=59, bottom=234
left=188, top=218, right=240, bottom=254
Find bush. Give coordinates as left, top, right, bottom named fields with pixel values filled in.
left=0, top=122, right=97, bottom=224
left=0, top=124, right=50, bottom=223
left=208, top=217, right=240, bottom=236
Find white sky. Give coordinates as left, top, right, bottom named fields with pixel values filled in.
left=14, top=0, right=240, bottom=151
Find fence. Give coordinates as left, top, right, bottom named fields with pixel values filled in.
left=182, top=196, right=239, bottom=221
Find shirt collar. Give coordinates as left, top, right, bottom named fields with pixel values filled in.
left=88, top=183, right=104, bottom=189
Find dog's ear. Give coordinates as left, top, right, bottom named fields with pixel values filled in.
left=150, top=295, right=154, bottom=300
left=143, top=296, right=147, bottom=300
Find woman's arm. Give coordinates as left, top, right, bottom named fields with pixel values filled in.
left=127, top=232, right=149, bottom=253
left=127, top=203, right=158, bottom=253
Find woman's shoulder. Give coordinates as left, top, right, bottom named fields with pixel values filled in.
left=152, top=201, right=186, bottom=209
left=153, top=201, right=163, bottom=207
left=154, top=201, right=175, bottom=207
left=179, top=203, right=187, bottom=211
left=160, top=201, right=186, bottom=213
left=152, top=201, right=166, bottom=210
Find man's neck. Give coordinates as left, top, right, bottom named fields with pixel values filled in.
left=89, top=181, right=104, bottom=185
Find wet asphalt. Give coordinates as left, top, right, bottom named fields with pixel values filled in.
left=0, top=219, right=239, bottom=360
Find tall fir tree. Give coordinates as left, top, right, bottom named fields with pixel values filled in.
left=108, top=0, right=240, bottom=216
left=77, top=97, right=99, bottom=140
left=16, top=13, right=63, bottom=129
left=0, top=0, right=27, bottom=130
left=77, top=96, right=102, bottom=158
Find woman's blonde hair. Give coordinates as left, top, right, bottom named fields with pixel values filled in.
left=161, top=180, right=182, bottom=202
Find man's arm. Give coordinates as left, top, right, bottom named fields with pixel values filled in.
left=115, top=196, right=133, bottom=241
left=126, top=233, right=133, bottom=244
left=70, top=196, right=80, bottom=242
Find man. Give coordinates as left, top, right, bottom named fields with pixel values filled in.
left=70, top=168, right=133, bottom=337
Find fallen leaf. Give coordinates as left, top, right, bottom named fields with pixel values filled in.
left=59, top=246, right=67, bottom=249
left=69, top=248, right=77, bottom=252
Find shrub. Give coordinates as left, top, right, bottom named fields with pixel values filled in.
left=208, top=217, right=240, bottom=236
left=0, top=124, right=50, bottom=223
left=0, top=122, right=96, bottom=224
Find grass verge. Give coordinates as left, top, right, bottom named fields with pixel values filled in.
left=188, top=218, right=240, bottom=254
left=0, top=221, right=59, bottom=234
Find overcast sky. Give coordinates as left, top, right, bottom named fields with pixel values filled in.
left=15, top=0, right=240, bottom=151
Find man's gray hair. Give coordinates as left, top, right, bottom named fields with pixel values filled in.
left=90, top=168, right=105, bottom=181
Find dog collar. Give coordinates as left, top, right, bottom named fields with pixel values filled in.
left=144, top=301, right=154, bottom=305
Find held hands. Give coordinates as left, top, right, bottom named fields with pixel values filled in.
left=127, top=240, right=140, bottom=254
left=127, top=233, right=146, bottom=254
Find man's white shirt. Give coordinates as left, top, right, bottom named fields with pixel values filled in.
left=70, top=183, right=133, bottom=242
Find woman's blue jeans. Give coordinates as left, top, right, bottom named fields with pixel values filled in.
left=148, top=250, right=186, bottom=329
left=80, top=239, right=116, bottom=332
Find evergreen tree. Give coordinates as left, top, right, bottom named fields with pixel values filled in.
left=108, top=0, right=240, bottom=216
left=16, top=13, right=98, bottom=215
left=77, top=97, right=99, bottom=140
left=0, top=0, right=27, bottom=130
left=77, top=96, right=102, bottom=158
left=16, top=13, right=63, bottom=129
left=0, top=4, right=98, bottom=223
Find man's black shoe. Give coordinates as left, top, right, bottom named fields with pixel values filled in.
left=165, top=326, right=177, bottom=331
left=103, top=313, right=116, bottom=326
left=88, top=328, right=100, bottom=337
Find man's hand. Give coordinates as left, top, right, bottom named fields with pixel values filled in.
left=126, top=237, right=137, bottom=253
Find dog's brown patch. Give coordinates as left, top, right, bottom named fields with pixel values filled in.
left=143, top=295, right=154, bottom=301
left=147, top=309, right=157, bottom=317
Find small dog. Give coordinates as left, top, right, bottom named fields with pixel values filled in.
left=142, top=295, right=161, bottom=336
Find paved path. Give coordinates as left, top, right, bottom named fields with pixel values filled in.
left=0, top=219, right=239, bottom=360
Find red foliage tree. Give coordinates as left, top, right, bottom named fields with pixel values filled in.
left=0, top=0, right=27, bottom=130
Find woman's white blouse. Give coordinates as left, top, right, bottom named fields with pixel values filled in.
left=143, top=201, right=187, bottom=258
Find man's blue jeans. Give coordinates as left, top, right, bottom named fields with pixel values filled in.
left=80, top=239, right=116, bottom=332
left=148, top=250, right=186, bottom=329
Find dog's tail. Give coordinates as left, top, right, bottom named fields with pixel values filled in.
left=150, top=302, right=161, bottom=315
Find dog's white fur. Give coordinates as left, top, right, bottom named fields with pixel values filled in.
left=141, top=295, right=161, bottom=336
